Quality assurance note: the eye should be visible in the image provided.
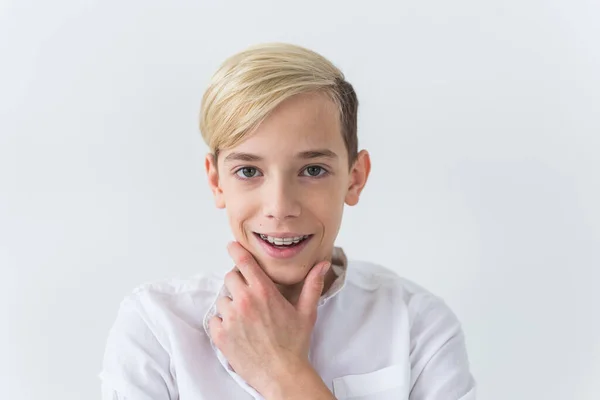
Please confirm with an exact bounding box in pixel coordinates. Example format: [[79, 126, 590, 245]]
[[235, 167, 262, 179], [302, 165, 327, 177]]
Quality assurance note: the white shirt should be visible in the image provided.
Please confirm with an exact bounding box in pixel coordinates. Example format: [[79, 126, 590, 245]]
[[99, 248, 476, 399]]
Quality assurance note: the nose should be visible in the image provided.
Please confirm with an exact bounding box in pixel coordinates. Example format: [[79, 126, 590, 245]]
[[262, 175, 301, 220]]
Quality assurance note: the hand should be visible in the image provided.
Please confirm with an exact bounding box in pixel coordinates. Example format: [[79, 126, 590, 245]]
[[208, 241, 331, 396]]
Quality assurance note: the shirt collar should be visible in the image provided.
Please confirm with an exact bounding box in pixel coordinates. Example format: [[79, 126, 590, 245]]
[[317, 246, 348, 306]]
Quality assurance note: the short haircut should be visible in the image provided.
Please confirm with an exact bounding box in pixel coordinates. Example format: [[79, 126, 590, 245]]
[[199, 42, 359, 167]]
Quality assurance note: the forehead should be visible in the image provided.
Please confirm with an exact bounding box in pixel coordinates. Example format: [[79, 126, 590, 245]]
[[225, 91, 345, 156]]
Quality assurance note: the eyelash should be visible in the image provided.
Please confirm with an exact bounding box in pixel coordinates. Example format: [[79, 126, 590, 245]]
[[233, 165, 330, 180]]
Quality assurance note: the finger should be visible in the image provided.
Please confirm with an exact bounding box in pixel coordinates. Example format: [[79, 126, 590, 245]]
[[216, 295, 233, 320], [208, 315, 225, 346], [227, 241, 271, 289], [297, 261, 330, 317], [224, 267, 248, 298]]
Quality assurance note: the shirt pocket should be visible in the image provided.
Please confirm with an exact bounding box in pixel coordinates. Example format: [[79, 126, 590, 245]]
[[332, 364, 408, 400]]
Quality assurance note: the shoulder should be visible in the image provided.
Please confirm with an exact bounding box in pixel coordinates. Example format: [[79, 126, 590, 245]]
[[346, 259, 461, 326], [127, 269, 223, 306], [347, 259, 475, 395], [101, 273, 224, 398], [100, 271, 225, 394], [107, 270, 224, 344], [128, 269, 224, 299]]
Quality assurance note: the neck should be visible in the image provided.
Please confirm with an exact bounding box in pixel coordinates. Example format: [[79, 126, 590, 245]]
[[276, 266, 337, 305]]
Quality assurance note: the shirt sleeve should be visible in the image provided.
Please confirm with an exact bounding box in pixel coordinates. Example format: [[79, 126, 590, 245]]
[[408, 294, 477, 400], [101, 382, 125, 400], [99, 294, 177, 400]]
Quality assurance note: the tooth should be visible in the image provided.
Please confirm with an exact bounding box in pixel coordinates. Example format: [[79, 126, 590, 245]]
[[258, 234, 311, 246]]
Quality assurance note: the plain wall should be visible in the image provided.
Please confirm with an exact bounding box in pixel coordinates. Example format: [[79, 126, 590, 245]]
[[1, 0, 598, 399]]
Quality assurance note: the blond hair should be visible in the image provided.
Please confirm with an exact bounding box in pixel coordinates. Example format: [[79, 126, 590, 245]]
[[199, 42, 359, 166]]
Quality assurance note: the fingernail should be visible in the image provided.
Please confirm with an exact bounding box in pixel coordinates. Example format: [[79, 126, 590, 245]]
[[320, 262, 331, 276]]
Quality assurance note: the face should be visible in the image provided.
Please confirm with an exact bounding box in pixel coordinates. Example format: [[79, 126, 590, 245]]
[[206, 91, 370, 286]]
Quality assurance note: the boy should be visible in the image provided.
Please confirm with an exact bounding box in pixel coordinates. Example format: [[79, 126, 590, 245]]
[[100, 42, 476, 399]]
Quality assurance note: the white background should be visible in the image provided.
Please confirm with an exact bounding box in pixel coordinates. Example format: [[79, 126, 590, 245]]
[[1, 0, 598, 399]]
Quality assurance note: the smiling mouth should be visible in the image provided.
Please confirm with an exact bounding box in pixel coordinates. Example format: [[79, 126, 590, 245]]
[[253, 232, 313, 248]]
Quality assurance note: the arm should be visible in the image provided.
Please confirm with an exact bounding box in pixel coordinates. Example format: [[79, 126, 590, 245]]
[[99, 295, 177, 400], [409, 295, 476, 400], [262, 362, 336, 400], [101, 383, 126, 400]]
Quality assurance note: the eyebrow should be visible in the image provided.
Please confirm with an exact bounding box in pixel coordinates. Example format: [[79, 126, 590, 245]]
[[223, 149, 338, 163], [223, 152, 263, 163], [297, 149, 338, 160]]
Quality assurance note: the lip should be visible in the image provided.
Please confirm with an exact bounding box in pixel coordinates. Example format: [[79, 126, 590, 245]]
[[255, 232, 310, 238], [252, 232, 313, 259]]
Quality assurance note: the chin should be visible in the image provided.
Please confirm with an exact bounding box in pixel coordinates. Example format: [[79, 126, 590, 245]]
[[270, 275, 304, 287], [258, 259, 312, 286]]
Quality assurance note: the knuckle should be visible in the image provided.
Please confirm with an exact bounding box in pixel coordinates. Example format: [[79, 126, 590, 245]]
[[238, 254, 254, 266], [216, 297, 227, 311], [305, 311, 317, 326], [209, 318, 225, 342], [255, 283, 269, 297], [224, 270, 237, 283], [236, 292, 251, 309]]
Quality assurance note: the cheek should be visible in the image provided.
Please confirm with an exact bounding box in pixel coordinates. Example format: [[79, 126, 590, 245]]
[[226, 202, 253, 225], [222, 185, 257, 237], [308, 186, 345, 232]]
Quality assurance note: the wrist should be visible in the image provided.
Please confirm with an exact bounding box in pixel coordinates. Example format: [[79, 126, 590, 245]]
[[263, 360, 333, 400]]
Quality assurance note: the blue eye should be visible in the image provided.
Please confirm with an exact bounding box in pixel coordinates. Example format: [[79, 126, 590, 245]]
[[235, 167, 262, 179], [302, 166, 327, 177]]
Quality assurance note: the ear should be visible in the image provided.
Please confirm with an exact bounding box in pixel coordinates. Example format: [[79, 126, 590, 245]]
[[344, 150, 371, 206], [205, 153, 226, 209]]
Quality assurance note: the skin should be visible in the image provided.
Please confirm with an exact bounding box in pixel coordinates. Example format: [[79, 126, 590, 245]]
[[205, 91, 371, 398]]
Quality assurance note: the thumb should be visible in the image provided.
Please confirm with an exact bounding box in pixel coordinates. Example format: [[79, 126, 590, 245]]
[[297, 261, 331, 317]]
